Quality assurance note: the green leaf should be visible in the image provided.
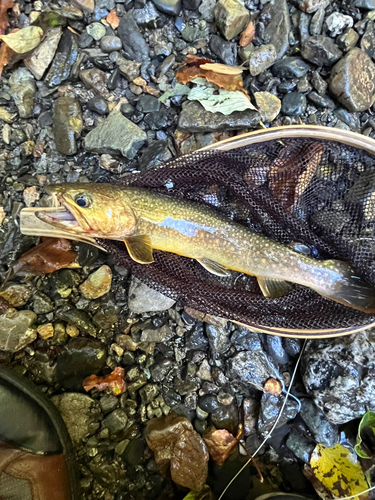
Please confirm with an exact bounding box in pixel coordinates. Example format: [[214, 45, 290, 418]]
[[355, 410, 375, 459], [309, 443, 368, 500], [0, 27, 44, 54], [159, 83, 190, 101], [187, 80, 257, 116], [183, 485, 213, 500]]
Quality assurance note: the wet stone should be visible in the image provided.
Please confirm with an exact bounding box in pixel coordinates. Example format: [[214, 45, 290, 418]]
[[214, 0, 250, 41], [139, 383, 159, 404], [199, 0, 216, 22], [72, 0, 95, 12], [337, 28, 360, 52], [137, 95, 160, 113], [211, 404, 238, 434], [0, 309, 37, 352], [300, 0, 333, 13], [100, 394, 118, 414], [178, 101, 259, 133], [78, 32, 94, 49], [86, 22, 106, 41], [53, 96, 83, 155], [45, 30, 79, 88], [183, 0, 202, 9], [330, 48, 375, 112], [265, 335, 289, 365], [87, 96, 108, 115], [286, 428, 315, 463], [311, 70, 327, 94], [56, 307, 97, 337], [56, 338, 107, 390], [231, 327, 262, 351], [249, 44, 277, 77], [100, 36, 122, 53], [206, 324, 231, 355], [307, 91, 335, 109], [25, 27, 62, 80], [243, 398, 259, 436], [300, 398, 338, 447], [138, 141, 172, 171], [103, 409, 128, 435], [144, 111, 168, 130], [209, 35, 237, 66], [326, 12, 353, 37], [262, 0, 290, 59], [152, 0, 182, 15], [79, 68, 107, 96], [133, 3, 159, 24], [281, 92, 307, 116], [0, 284, 31, 308], [80, 265, 112, 300], [117, 13, 150, 62], [283, 338, 301, 358], [227, 349, 279, 388], [258, 393, 299, 433], [301, 35, 342, 66], [355, 0, 375, 7], [310, 7, 325, 35], [254, 91, 281, 123], [123, 438, 145, 465], [361, 20, 375, 58], [84, 110, 147, 160], [9, 68, 35, 119], [128, 277, 176, 313], [272, 57, 310, 79]]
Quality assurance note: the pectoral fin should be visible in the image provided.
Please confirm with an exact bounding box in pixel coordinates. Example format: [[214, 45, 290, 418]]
[[197, 258, 231, 277], [257, 276, 291, 298], [124, 235, 154, 264], [288, 242, 311, 256]]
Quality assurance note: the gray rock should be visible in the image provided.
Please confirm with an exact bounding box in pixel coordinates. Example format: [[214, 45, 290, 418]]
[[265, 335, 289, 364], [117, 59, 141, 82], [254, 92, 281, 123], [117, 13, 149, 63], [72, 0, 95, 12], [100, 394, 118, 414], [87, 95, 108, 115], [100, 35, 122, 53], [337, 28, 359, 52], [302, 330, 375, 424], [25, 27, 62, 80], [0, 309, 37, 352], [128, 277, 176, 313], [140, 323, 173, 342], [183, 0, 202, 9], [211, 404, 238, 434], [152, 0, 182, 15], [299, 12, 310, 42], [307, 91, 336, 109], [84, 110, 147, 159], [325, 12, 353, 37], [330, 48, 375, 112], [262, 0, 290, 59], [243, 398, 259, 436], [249, 44, 277, 77], [231, 327, 262, 351], [311, 70, 328, 93], [227, 349, 279, 388], [286, 428, 315, 463], [103, 409, 128, 435], [53, 96, 83, 155], [52, 393, 101, 445], [138, 141, 172, 171], [310, 7, 325, 35], [136, 95, 160, 113], [272, 57, 310, 79], [45, 30, 79, 88], [79, 68, 108, 97], [133, 3, 159, 24], [361, 20, 375, 58], [199, 0, 216, 22], [32, 292, 54, 314], [355, 0, 375, 7], [123, 438, 145, 466], [139, 383, 159, 403], [56, 307, 97, 337], [206, 324, 231, 355], [9, 68, 35, 119], [210, 34, 237, 66], [281, 92, 307, 116], [300, 398, 338, 447], [301, 35, 342, 66], [78, 32, 94, 49], [87, 22, 106, 40], [214, 0, 250, 41], [144, 111, 168, 130], [178, 101, 259, 133], [299, 0, 333, 13], [258, 393, 299, 433]]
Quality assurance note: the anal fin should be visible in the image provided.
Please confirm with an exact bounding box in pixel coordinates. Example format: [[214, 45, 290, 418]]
[[257, 276, 291, 298], [197, 258, 231, 277], [124, 235, 154, 264]]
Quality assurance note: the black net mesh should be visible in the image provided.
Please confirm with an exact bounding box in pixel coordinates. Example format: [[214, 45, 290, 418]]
[[97, 137, 375, 335]]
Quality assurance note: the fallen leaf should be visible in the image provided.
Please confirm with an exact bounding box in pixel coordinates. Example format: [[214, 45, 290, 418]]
[[107, 8, 120, 29], [187, 78, 256, 115], [268, 141, 325, 212], [145, 413, 209, 491], [263, 378, 283, 396], [0, 26, 43, 54], [309, 443, 368, 500], [199, 62, 243, 75], [83, 367, 126, 396], [11, 237, 77, 276], [67, 26, 79, 35], [203, 427, 237, 466], [183, 485, 214, 500], [0, 0, 14, 36], [0, 37, 13, 75], [176, 54, 248, 95], [355, 411, 375, 459], [239, 21, 255, 47], [159, 83, 190, 101]]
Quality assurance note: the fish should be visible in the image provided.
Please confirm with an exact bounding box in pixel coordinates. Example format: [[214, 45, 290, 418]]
[[33, 182, 375, 314]]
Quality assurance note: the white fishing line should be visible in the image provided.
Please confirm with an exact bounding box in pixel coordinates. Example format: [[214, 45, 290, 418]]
[[218, 339, 307, 500]]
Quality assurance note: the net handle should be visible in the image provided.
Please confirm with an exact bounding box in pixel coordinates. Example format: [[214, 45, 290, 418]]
[[198, 125, 375, 156]]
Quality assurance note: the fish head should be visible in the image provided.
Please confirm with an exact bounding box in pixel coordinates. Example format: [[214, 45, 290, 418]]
[[36, 183, 137, 239]]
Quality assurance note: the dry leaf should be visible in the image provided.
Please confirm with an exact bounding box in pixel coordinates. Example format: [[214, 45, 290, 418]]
[[199, 62, 243, 75], [239, 21, 255, 47], [268, 141, 325, 212], [0, 35, 12, 75], [176, 55, 248, 95], [83, 366, 126, 396], [67, 26, 79, 35], [0, 26, 43, 54], [203, 427, 237, 466], [107, 8, 120, 29], [11, 237, 77, 276], [263, 378, 283, 396], [0, 0, 15, 36]]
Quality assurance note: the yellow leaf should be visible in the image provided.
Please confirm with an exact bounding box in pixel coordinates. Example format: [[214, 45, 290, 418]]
[[0, 26, 43, 54], [310, 443, 369, 500], [199, 63, 243, 75]]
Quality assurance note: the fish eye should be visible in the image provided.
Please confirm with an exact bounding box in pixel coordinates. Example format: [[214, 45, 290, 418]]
[[74, 194, 91, 208]]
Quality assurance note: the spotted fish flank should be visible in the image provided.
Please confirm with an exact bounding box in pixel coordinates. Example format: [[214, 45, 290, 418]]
[[35, 183, 375, 314]]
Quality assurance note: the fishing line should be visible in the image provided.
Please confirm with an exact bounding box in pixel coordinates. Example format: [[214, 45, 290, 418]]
[[218, 339, 307, 500]]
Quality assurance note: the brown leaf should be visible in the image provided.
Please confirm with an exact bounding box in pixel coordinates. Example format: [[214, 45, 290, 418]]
[[203, 427, 237, 466], [107, 8, 120, 29], [239, 21, 255, 47], [0, 0, 14, 36], [263, 377, 283, 396], [0, 38, 12, 76], [83, 367, 126, 396], [199, 62, 243, 75], [67, 26, 79, 35], [11, 237, 77, 276], [268, 141, 325, 212], [176, 55, 248, 95]]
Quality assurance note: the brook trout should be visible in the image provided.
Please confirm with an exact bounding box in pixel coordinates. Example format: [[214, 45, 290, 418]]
[[35, 183, 375, 313]]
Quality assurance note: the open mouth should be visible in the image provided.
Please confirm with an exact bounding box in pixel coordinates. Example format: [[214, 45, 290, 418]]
[[36, 206, 81, 230]]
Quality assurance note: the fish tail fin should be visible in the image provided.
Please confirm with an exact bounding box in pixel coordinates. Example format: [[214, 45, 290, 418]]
[[318, 260, 375, 313]]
